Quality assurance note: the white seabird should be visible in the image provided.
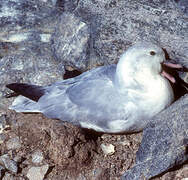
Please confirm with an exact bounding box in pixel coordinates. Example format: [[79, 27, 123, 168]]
[[6, 42, 182, 133]]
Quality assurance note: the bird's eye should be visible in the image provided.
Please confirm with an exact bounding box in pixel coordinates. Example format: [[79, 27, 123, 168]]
[[150, 51, 156, 56]]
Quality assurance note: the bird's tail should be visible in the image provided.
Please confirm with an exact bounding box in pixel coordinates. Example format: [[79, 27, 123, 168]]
[[6, 83, 45, 112], [6, 83, 45, 102]]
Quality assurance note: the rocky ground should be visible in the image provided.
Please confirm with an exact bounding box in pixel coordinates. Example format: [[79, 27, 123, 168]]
[[0, 109, 141, 180], [0, 0, 188, 179], [0, 107, 187, 179]]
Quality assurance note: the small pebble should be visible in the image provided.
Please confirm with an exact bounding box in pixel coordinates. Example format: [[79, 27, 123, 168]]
[[118, 140, 131, 146], [0, 154, 18, 173], [6, 137, 21, 150], [26, 165, 49, 180], [92, 168, 103, 177], [100, 143, 115, 155], [32, 150, 44, 164]]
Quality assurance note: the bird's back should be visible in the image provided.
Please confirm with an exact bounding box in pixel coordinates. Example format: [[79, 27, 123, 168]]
[[38, 65, 137, 133]]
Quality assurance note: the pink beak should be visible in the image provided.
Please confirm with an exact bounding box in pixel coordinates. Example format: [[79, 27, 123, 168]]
[[161, 62, 182, 83]]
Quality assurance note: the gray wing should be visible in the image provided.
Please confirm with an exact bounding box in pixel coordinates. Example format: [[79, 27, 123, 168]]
[[67, 79, 124, 114], [53, 64, 116, 86], [39, 65, 133, 132]]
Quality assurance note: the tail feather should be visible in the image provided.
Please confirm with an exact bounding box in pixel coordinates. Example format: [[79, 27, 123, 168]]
[[10, 96, 41, 112], [6, 83, 45, 102]]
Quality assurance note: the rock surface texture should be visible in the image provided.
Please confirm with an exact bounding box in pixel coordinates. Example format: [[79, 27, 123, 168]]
[[51, 13, 90, 71], [0, 0, 187, 179]]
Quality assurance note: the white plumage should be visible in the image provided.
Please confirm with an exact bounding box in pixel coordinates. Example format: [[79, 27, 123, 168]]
[[7, 42, 181, 133]]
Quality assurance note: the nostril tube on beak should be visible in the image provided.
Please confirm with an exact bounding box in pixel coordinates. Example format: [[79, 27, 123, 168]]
[[163, 62, 183, 69]]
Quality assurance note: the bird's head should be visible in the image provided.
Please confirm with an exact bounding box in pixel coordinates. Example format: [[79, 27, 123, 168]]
[[115, 42, 182, 89]]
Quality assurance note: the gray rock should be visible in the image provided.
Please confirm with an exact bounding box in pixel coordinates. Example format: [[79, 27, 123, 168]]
[[0, 0, 59, 32], [0, 154, 18, 173], [0, 0, 59, 63], [0, 0, 65, 107], [31, 150, 44, 164], [122, 94, 188, 180], [51, 13, 90, 71], [26, 165, 49, 180], [0, 53, 63, 86], [6, 137, 21, 150], [0, 30, 53, 59], [100, 143, 115, 156], [0, 0, 61, 63], [0, 52, 64, 107], [176, 0, 188, 15], [74, 0, 188, 68], [58, 0, 79, 12]]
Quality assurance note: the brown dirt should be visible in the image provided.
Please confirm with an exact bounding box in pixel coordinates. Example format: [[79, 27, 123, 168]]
[[0, 110, 187, 180]]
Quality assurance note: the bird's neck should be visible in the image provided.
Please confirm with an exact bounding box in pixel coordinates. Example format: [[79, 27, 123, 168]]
[[115, 70, 174, 115], [115, 59, 136, 91], [115, 60, 159, 91], [115, 64, 174, 106]]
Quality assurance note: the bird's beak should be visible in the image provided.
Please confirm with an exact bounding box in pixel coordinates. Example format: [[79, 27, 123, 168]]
[[161, 62, 182, 83]]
